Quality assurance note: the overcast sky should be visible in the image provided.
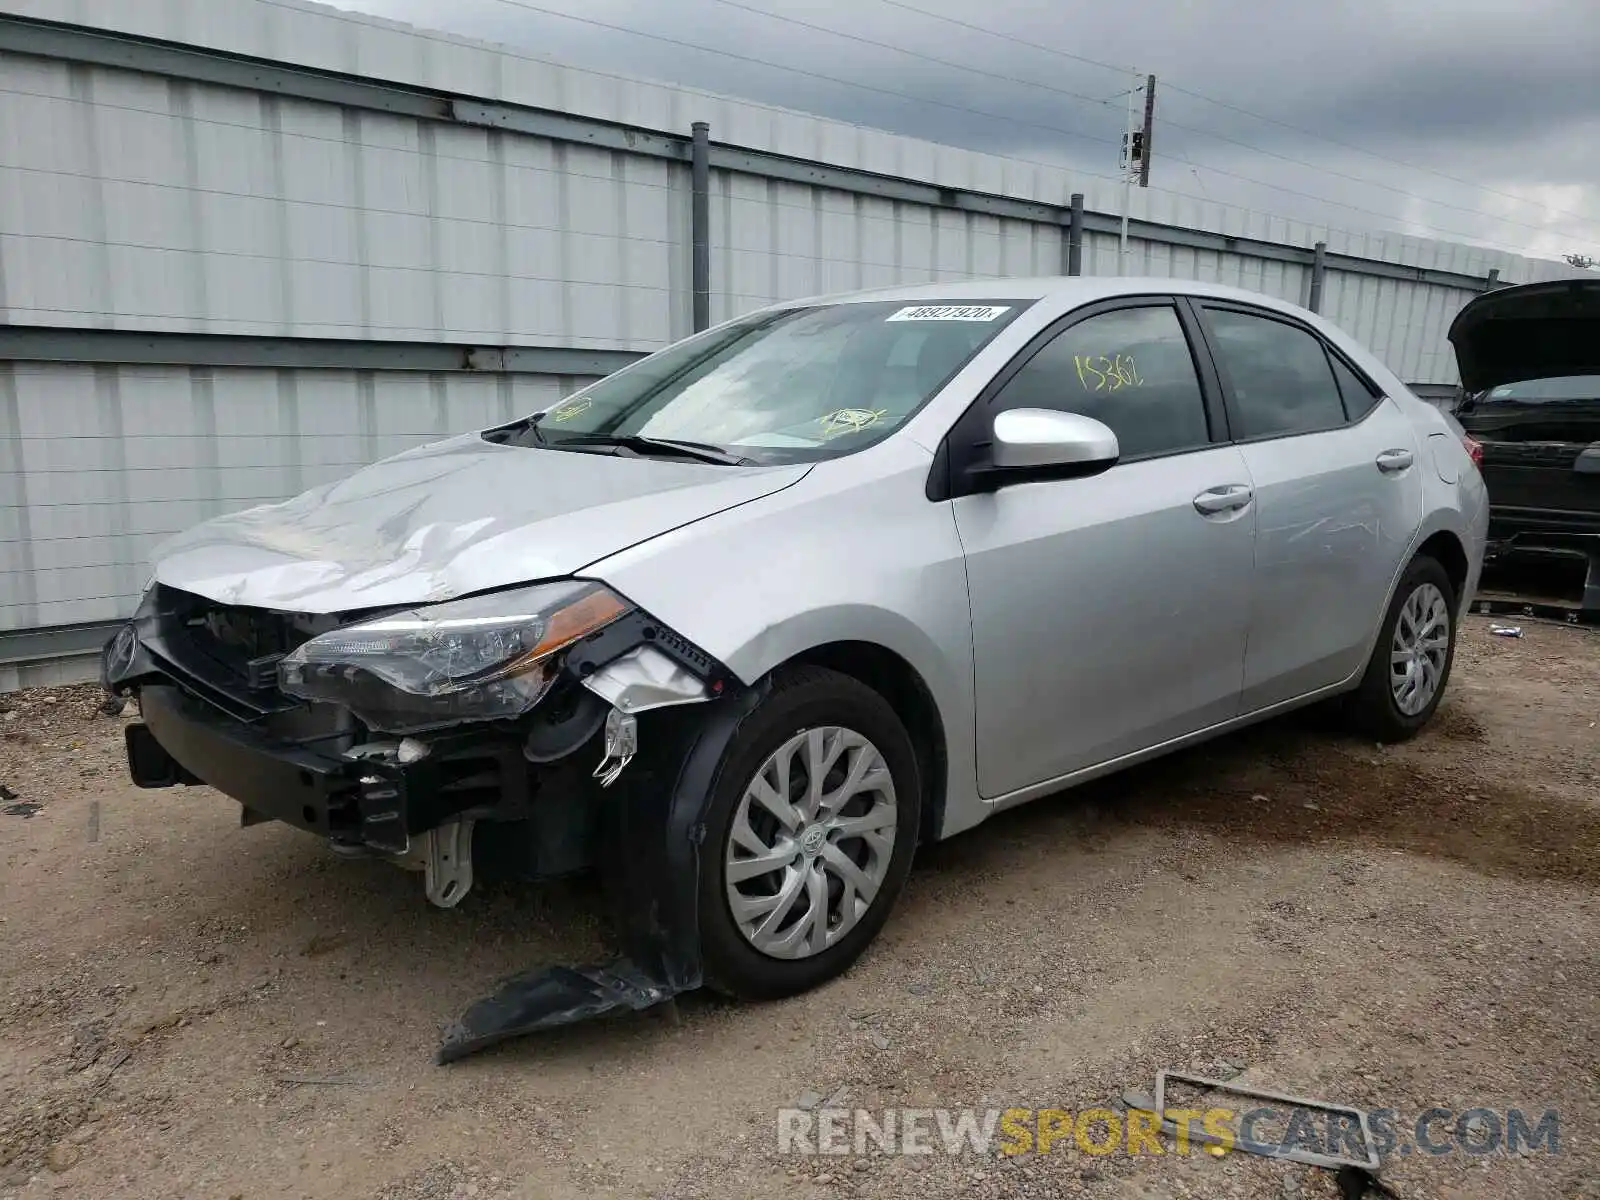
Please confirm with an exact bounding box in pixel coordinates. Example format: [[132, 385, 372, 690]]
[[330, 0, 1600, 262]]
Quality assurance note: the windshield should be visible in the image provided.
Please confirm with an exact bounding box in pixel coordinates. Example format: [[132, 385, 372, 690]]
[[1483, 375, 1600, 403], [508, 299, 1031, 464]]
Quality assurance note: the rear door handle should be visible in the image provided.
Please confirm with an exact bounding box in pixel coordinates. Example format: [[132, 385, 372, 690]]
[[1193, 484, 1254, 514], [1375, 448, 1414, 473]]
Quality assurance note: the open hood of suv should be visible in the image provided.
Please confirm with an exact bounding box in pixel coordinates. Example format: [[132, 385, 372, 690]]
[[1448, 275, 1600, 394], [151, 433, 809, 613]]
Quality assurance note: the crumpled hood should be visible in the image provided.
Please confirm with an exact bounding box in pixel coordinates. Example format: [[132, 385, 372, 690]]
[[152, 433, 810, 612], [1448, 275, 1600, 394]]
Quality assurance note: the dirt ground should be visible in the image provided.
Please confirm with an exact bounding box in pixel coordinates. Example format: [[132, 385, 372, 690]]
[[1, 615, 1596, 1200]]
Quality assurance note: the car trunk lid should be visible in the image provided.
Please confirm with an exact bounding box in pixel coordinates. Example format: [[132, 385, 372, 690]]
[[1448, 276, 1600, 529]]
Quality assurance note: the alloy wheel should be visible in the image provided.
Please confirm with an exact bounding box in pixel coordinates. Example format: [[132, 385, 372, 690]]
[[724, 726, 898, 960], [1390, 582, 1450, 716]]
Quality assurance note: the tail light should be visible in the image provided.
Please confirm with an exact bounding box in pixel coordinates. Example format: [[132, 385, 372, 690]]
[[1462, 434, 1483, 468]]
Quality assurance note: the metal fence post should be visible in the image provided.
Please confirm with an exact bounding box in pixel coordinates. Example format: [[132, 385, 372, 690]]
[[690, 122, 711, 332], [1065, 192, 1084, 276], [1307, 241, 1327, 313]]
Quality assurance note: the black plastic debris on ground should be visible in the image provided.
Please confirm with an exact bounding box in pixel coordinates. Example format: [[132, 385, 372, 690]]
[[1336, 1165, 1400, 1199], [0, 783, 39, 816]]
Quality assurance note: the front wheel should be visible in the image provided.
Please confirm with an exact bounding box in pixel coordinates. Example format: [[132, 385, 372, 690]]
[[697, 667, 921, 1000], [1345, 554, 1458, 741]]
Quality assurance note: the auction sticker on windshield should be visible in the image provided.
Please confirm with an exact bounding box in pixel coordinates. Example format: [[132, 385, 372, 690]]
[[886, 305, 1012, 322]]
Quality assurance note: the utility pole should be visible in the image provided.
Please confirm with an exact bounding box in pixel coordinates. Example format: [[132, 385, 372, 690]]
[[1118, 70, 1138, 267], [1119, 71, 1154, 267], [1139, 73, 1155, 187]]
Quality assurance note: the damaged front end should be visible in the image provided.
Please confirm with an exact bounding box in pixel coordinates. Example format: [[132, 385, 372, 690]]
[[102, 578, 744, 1061]]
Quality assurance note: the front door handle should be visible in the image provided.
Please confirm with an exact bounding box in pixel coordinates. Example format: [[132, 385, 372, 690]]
[[1193, 484, 1254, 514], [1375, 448, 1415, 473]]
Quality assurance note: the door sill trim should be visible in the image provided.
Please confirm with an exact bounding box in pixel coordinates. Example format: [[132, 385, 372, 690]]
[[980, 675, 1360, 814]]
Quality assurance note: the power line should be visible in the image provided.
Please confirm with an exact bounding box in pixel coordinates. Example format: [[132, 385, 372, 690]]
[[1161, 78, 1600, 229], [1144, 151, 1553, 257], [703, 0, 1125, 119], [687, 0, 1595, 246], [873, 0, 1600, 231], [385, 0, 1555, 257], [874, 0, 1135, 79], [1162, 108, 1600, 242], [472, 0, 1126, 168], [254, 0, 780, 126], [0, 45, 1529, 260]]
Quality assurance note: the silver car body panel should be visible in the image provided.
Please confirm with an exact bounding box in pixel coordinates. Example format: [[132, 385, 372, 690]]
[[146, 276, 1487, 845], [589, 432, 982, 828], [150, 432, 811, 612], [1232, 396, 1425, 712], [954, 443, 1257, 797]]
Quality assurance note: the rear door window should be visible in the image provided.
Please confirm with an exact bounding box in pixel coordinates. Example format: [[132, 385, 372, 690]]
[[1203, 307, 1348, 439]]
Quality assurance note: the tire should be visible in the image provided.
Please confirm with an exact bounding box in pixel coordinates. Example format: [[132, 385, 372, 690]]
[[698, 666, 922, 1001], [1345, 554, 1458, 742]]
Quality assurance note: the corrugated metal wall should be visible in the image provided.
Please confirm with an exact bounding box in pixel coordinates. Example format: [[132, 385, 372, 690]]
[[0, 0, 1576, 684], [713, 184, 1070, 317], [705, 191, 1461, 381], [0, 0, 1568, 361], [0, 362, 596, 688], [1094, 232, 1311, 306], [1317, 274, 1474, 388], [0, 50, 692, 348]]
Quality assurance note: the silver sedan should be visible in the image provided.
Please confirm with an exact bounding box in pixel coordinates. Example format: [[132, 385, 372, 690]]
[[107, 277, 1487, 1054]]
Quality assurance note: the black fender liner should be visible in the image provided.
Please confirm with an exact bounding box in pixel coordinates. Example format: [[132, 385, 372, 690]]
[[434, 680, 766, 1063]]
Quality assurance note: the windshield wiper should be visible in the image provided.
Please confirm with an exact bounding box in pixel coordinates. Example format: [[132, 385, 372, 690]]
[[549, 433, 753, 466], [485, 412, 547, 447]]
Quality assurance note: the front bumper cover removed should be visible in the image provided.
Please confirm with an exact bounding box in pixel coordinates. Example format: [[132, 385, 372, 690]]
[[105, 585, 751, 1062], [435, 683, 762, 1062]]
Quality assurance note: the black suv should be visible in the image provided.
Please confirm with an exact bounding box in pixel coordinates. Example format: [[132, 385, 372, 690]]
[[1448, 275, 1600, 615]]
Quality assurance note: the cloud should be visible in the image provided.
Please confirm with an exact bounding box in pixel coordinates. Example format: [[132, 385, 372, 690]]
[[330, 0, 1600, 259]]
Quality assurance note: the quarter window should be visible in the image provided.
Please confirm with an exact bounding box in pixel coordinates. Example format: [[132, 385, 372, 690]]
[[989, 305, 1210, 459], [1329, 352, 1382, 420], [1204, 308, 1347, 438]]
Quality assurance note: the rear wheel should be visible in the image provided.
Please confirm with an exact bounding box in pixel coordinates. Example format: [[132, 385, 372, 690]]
[[698, 667, 921, 1000], [1345, 554, 1457, 741]]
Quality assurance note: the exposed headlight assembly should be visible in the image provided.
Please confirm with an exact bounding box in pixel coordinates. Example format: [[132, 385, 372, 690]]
[[278, 581, 631, 732]]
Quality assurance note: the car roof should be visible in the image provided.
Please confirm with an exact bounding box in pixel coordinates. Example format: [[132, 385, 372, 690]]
[[775, 275, 1317, 318]]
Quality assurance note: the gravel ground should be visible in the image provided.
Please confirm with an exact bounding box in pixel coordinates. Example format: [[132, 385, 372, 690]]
[[1, 614, 1596, 1200]]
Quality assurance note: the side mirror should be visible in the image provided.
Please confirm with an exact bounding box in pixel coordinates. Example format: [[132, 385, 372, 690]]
[[990, 408, 1119, 472]]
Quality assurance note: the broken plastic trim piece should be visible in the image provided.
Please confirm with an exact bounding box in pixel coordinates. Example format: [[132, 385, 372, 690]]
[[424, 819, 474, 908], [435, 683, 766, 1064], [437, 963, 673, 1062], [592, 709, 637, 788], [580, 645, 713, 714]]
